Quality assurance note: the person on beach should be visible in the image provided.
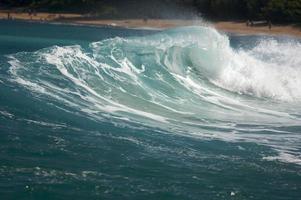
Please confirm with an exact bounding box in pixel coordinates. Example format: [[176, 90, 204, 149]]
[[28, 9, 32, 20], [268, 20, 272, 30], [143, 16, 148, 23]]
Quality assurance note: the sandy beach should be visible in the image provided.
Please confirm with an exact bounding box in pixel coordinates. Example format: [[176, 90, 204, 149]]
[[1, 10, 301, 38]]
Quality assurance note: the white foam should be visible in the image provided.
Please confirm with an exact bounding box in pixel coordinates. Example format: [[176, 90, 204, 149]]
[[43, 46, 168, 123], [263, 151, 301, 165], [216, 39, 301, 101], [0, 110, 14, 118]]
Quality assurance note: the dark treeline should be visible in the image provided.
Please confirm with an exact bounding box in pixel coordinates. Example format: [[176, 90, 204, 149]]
[[194, 0, 301, 22], [1, 0, 301, 22], [0, 0, 198, 19], [0, 0, 102, 12]]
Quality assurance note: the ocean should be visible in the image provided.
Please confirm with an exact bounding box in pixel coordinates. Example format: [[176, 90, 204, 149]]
[[0, 20, 300, 200]]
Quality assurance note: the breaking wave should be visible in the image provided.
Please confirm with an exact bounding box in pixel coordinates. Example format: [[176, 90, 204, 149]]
[[6, 26, 301, 164]]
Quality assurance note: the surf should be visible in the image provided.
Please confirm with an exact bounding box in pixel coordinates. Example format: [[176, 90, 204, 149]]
[[6, 26, 301, 165]]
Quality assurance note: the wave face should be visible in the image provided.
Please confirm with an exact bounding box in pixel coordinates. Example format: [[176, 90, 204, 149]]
[[6, 26, 301, 165]]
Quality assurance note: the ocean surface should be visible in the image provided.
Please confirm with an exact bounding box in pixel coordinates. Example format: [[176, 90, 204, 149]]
[[0, 20, 301, 200]]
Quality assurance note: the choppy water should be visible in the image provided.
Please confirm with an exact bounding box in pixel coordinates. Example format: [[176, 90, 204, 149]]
[[0, 21, 301, 200]]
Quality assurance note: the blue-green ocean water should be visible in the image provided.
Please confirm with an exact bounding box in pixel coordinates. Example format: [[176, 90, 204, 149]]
[[0, 20, 301, 200]]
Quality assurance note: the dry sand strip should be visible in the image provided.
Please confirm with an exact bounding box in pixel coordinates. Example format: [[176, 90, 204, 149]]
[[0, 10, 81, 21], [214, 21, 301, 38], [1, 10, 301, 38]]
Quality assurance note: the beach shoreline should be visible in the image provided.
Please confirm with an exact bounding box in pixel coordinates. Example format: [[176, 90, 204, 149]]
[[1, 10, 301, 38]]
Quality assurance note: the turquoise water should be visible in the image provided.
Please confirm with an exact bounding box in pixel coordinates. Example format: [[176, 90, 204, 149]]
[[0, 20, 301, 200]]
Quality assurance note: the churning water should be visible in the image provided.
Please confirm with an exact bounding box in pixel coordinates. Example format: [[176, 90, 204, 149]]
[[0, 21, 300, 199]]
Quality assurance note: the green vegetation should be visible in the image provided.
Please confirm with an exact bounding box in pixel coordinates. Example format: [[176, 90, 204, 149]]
[[1, 0, 301, 22], [1, 0, 105, 12], [194, 0, 301, 22]]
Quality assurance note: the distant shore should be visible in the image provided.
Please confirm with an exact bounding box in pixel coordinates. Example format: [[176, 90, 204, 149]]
[[1, 10, 301, 38]]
